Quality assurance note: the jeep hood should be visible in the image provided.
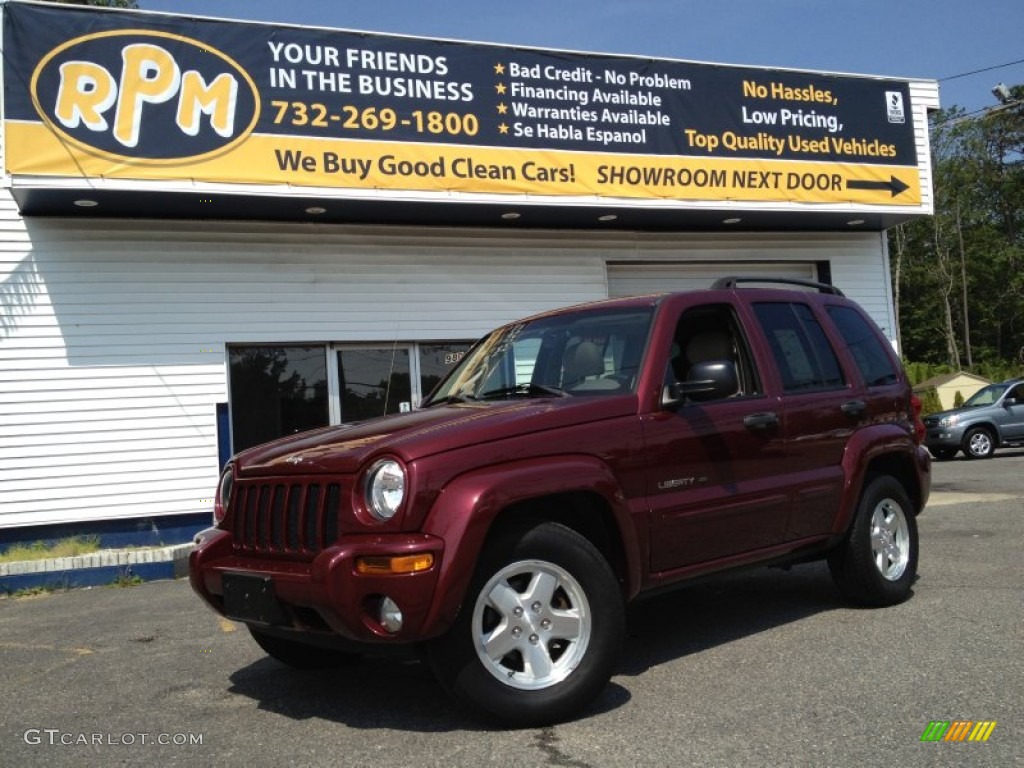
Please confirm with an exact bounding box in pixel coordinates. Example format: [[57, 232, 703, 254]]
[[233, 396, 637, 476]]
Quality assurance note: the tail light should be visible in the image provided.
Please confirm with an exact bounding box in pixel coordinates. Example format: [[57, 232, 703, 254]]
[[910, 394, 926, 445]]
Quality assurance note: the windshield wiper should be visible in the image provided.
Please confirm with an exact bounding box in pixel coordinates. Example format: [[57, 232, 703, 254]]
[[478, 383, 568, 400]]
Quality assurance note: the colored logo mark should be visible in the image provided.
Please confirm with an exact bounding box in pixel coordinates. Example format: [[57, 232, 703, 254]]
[[31, 30, 260, 164], [920, 720, 997, 742]]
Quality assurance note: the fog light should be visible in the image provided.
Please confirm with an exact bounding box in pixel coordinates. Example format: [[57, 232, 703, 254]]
[[379, 597, 403, 633]]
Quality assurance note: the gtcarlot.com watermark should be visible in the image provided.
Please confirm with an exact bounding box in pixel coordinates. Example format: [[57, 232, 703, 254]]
[[24, 729, 203, 747]]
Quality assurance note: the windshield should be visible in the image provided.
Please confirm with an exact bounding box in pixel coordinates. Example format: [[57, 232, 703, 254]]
[[963, 384, 1009, 407], [424, 306, 654, 404]]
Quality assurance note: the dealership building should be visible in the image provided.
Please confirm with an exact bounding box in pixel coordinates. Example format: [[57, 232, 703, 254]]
[[0, 1, 938, 544]]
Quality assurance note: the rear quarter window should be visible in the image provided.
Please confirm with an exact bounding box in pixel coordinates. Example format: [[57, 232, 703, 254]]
[[826, 305, 899, 386]]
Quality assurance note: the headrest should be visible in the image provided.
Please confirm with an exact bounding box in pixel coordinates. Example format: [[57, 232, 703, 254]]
[[686, 331, 732, 363], [567, 341, 604, 379]]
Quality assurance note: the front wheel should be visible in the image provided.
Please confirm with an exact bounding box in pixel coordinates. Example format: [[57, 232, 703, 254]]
[[428, 522, 624, 727], [931, 448, 957, 461], [962, 427, 995, 459], [828, 475, 918, 607]]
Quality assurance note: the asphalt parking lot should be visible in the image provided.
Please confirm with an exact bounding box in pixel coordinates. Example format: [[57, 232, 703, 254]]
[[1, 452, 1021, 768]]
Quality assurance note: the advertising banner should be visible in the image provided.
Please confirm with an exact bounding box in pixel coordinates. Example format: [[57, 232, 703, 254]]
[[2, 2, 924, 208]]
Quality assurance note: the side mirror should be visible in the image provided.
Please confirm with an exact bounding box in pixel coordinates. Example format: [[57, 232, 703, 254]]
[[1003, 397, 1019, 407], [662, 361, 739, 407]]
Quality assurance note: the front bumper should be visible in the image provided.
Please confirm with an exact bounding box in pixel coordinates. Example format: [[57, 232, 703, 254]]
[[925, 424, 966, 450], [189, 527, 445, 643]]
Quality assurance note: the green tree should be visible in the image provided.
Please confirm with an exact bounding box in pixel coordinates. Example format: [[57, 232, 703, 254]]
[[891, 86, 1024, 373]]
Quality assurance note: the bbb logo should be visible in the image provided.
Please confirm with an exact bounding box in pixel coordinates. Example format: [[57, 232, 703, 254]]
[[30, 30, 260, 163]]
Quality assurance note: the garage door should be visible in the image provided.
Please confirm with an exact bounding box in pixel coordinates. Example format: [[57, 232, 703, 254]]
[[607, 262, 818, 297]]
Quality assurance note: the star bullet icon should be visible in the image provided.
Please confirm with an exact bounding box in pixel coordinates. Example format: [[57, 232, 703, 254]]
[[495, 82, 507, 95], [494, 63, 506, 75]]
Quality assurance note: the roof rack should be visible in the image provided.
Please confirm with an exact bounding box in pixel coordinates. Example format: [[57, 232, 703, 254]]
[[711, 276, 846, 297]]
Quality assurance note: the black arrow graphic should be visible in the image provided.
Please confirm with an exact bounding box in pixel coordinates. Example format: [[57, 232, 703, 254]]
[[847, 175, 910, 197]]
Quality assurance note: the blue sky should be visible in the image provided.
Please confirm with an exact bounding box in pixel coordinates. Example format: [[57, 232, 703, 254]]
[[139, 0, 1023, 115]]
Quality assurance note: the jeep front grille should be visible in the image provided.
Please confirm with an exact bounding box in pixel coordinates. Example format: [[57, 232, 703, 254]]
[[231, 481, 342, 556]]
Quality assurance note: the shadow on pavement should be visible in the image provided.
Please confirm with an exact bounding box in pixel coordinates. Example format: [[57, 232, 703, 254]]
[[226, 561, 845, 730]]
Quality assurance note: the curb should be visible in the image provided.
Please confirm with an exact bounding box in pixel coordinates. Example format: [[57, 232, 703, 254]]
[[0, 543, 194, 593]]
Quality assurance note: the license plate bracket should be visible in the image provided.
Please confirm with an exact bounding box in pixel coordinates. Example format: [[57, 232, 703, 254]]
[[222, 573, 289, 626]]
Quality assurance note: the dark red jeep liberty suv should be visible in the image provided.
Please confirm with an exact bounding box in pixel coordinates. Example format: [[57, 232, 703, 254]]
[[191, 278, 930, 726]]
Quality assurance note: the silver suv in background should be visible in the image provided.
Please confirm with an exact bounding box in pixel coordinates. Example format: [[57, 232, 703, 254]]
[[924, 378, 1024, 459]]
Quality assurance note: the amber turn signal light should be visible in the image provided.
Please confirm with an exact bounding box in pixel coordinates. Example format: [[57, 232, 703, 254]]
[[355, 553, 434, 575]]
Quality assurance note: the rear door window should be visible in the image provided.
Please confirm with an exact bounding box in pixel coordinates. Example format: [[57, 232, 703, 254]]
[[753, 302, 845, 392]]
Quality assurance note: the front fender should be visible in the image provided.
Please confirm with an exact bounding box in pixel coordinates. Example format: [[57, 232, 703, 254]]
[[417, 455, 641, 637]]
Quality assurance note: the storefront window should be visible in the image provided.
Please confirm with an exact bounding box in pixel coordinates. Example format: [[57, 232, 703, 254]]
[[228, 346, 329, 452], [228, 342, 477, 448], [337, 347, 412, 422], [418, 342, 475, 401]]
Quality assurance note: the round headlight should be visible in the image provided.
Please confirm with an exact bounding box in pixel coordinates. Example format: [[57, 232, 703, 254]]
[[365, 459, 406, 521], [214, 465, 234, 526]]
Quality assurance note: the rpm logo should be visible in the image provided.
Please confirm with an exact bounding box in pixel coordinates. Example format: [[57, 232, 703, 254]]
[[30, 30, 260, 164]]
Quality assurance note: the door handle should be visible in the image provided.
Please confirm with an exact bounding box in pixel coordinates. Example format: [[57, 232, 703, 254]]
[[743, 412, 780, 431], [841, 400, 867, 418]]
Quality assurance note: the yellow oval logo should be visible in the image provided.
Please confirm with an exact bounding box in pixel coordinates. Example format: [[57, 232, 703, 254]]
[[31, 29, 260, 165]]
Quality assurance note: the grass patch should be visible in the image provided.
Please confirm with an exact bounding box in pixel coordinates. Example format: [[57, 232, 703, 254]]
[[0, 536, 101, 564], [3, 584, 60, 599], [111, 574, 144, 588]]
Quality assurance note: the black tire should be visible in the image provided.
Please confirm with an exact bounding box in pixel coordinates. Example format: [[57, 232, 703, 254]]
[[931, 448, 957, 461], [248, 627, 359, 669], [828, 475, 918, 607], [962, 427, 995, 459], [427, 522, 624, 728]]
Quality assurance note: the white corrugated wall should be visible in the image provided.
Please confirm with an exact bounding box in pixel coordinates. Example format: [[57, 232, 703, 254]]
[[605, 231, 894, 337], [1, 188, 894, 529], [0, 193, 610, 528]]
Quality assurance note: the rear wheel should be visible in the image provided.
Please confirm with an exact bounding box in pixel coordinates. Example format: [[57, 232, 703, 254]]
[[428, 522, 624, 727], [828, 475, 918, 606], [962, 427, 995, 459], [248, 627, 359, 669]]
